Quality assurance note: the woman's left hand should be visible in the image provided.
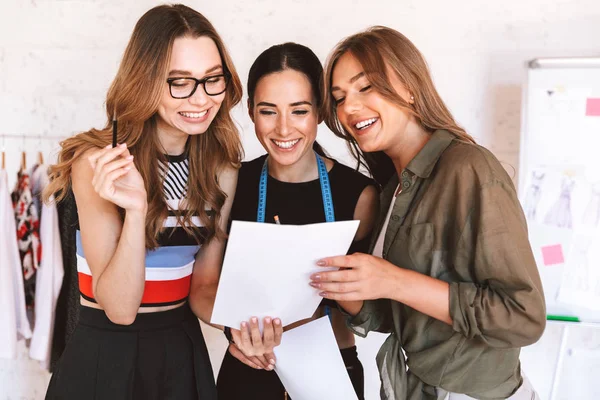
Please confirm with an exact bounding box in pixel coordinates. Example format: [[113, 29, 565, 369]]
[[309, 253, 399, 301], [230, 316, 282, 370]]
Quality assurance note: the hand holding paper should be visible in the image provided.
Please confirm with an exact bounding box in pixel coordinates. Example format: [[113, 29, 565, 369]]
[[230, 315, 283, 370], [310, 252, 400, 301], [211, 220, 360, 329]]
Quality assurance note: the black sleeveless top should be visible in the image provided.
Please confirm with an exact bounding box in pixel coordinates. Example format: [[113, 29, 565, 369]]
[[230, 154, 377, 255]]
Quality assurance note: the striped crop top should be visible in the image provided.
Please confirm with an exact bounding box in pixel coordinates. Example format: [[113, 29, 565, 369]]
[[76, 153, 208, 307]]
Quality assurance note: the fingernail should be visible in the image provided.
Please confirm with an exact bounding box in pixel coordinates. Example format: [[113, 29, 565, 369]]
[[265, 317, 271, 324], [104, 144, 111, 149], [267, 365, 274, 370], [119, 143, 126, 148], [310, 282, 321, 288], [124, 166, 131, 171], [320, 292, 328, 297], [241, 322, 247, 328], [251, 317, 257, 323], [269, 359, 276, 365], [317, 260, 326, 266], [274, 319, 281, 325], [312, 274, 320, 280], [126, 155, 134, 160]]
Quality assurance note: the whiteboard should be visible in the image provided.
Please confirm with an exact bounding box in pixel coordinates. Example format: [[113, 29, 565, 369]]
[[519, 58, 600, 323]]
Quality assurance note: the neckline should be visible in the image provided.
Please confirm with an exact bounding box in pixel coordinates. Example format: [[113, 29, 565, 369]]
[[266, 159, 337, 185], [165, 152, 187, 163]]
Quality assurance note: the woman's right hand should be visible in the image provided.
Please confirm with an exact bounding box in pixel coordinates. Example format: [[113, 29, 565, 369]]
[[229, 316, 283, 370], [88, 143, 147, 213]]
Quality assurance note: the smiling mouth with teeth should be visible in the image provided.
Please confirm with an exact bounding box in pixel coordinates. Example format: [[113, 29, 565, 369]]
[[272, 138, 300, 149], [354, 118, 378, 130], [179, 110, 208, 119]]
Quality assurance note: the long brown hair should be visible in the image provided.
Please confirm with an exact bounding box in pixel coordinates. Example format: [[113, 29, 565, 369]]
[[44, 4, 243, 247], [322, 26, 475, 185]]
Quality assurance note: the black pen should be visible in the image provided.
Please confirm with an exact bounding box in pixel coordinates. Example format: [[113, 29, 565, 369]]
[[112, 113, 118, 148]]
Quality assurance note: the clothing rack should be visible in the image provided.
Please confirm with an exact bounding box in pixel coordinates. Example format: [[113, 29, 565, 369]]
[[1, 134, 69, 170]]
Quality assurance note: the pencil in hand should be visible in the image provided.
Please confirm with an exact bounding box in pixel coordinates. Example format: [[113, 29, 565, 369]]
[[112, 116, 118, 148]]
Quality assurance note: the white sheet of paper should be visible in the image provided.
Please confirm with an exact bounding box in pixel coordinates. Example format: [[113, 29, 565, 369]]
[[211, 220, 360, 328], [274, 317, 358, 400], [557, 227, 600, 312]]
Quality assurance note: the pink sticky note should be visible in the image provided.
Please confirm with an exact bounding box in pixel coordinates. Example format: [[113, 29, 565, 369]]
[[541, 244, 564, 266], [586, 98, 600, 117]]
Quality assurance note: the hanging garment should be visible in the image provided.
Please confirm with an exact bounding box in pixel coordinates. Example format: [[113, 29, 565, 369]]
[[29, 164, 64, 369], [0, 169, 32, 358], [30, 163, 45, 220], [11, 169, 42, 308], [50, 189, 79, 372]]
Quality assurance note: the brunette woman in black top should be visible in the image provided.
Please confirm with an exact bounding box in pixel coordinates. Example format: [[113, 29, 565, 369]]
[[216, 43, 379, 399]]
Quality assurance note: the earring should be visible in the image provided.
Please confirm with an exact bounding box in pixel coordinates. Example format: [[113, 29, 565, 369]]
[[410, 95, 415, 102]]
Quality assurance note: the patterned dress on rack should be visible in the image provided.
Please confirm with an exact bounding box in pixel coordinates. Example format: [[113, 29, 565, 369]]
[[11, 170, 42, 308]]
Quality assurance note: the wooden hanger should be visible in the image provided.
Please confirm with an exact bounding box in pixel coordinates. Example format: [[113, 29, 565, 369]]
[[37, 135, 44, 165], [20, 151, 27, 171]]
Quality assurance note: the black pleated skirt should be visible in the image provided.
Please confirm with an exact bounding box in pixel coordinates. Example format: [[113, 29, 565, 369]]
[[45, 303, 216, 400]]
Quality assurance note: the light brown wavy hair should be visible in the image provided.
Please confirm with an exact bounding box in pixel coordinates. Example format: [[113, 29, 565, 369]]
[[43, 4, 243, 247], [322, 26, 475, 185]]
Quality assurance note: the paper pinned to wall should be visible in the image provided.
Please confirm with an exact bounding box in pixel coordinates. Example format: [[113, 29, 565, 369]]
[[541, 244, 565, 266], [522, 166, 600, 315], [557, 227, 600, 311], [527, 222, 573, 310], [585, 98, 600, 117]]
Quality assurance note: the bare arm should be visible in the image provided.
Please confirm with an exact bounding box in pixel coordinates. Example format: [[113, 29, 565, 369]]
[[188, 166, 237, 325], [188, 166, 284, 370], [73, 145, 147, 325], [387, 266, 452, 325], [336, 184, 379, 316]]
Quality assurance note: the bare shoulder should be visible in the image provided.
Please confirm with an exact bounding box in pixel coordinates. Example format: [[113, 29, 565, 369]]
[[70, 146, 120, 221], [218, 164, 238, 185], [71, 147, 99, 182], [323, 156, 335, 171], [356, 184, 379, 211], [218, 164, 239, 196]]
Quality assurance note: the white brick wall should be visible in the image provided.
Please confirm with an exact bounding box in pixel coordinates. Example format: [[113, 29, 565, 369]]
[[1, 0, 600, 398]]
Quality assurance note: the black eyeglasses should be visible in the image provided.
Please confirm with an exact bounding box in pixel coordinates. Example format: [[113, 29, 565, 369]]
[[167, 73, 229, 99]]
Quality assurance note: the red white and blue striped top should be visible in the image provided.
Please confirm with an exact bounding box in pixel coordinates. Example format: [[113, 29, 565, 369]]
[[76, 153, 208, 307]]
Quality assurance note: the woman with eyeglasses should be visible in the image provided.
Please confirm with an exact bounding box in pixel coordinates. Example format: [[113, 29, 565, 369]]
[[215, 42, 379, 400], [43, 4, 281, 400]]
